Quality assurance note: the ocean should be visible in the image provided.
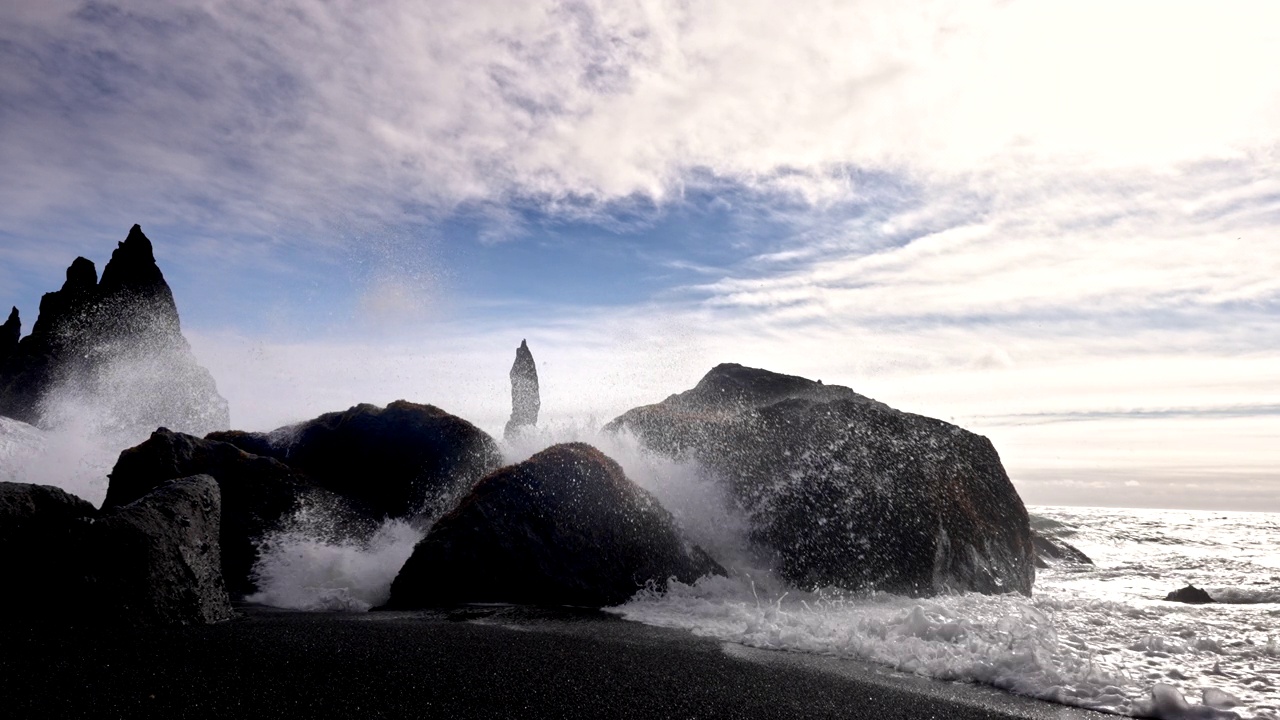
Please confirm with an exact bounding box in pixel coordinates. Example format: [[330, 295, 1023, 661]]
[[3, 418, 1277, 719]]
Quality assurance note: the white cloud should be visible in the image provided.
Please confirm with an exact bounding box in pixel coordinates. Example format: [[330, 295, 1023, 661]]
[[4, 0, 1280, 232]]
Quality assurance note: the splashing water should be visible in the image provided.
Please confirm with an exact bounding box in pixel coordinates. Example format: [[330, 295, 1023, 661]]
[[248, 503, 423, 612]]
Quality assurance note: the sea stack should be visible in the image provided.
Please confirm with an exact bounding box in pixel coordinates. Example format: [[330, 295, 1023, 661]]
[[0, 225, 229, 436], [503, 339, 540, 439], [0, 307, 18, 361]]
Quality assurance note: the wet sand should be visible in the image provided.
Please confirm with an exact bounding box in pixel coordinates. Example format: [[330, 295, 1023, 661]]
[[0, 604, 1104, 719]]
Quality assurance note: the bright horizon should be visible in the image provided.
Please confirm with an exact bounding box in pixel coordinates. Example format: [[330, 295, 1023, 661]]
[[2, 1, 1278, 511]]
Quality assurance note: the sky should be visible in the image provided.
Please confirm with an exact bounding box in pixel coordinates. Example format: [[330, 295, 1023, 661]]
[[1, 0, 1279, 511]]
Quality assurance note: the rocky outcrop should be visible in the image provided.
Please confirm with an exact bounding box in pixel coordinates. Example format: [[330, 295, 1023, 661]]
[[208, 400, 503, 521], [605, 363, 1035, 597], [104, 428, 347, 596], [0, 225, 228, 436], [503, 339, 540, 439], [86, 475, 233, 625], [1031, 530, 1093, 568], [0, 481, 97, 616], [109, 402, 501, 595], [1165, 585, 1215, 604], [387, 443, 724, 608], [0, 307, 18, 362]]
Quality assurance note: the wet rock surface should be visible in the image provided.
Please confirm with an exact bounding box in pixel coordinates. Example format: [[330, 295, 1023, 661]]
[[387, 442, 724, 608], [86, 475, 233, 625], [1031, 530, 1093, 568], [1164, 585, 1215, 604], [209, 400, 502, 521], [105, 429, 350, 596], [606, 363, 1035, 597]]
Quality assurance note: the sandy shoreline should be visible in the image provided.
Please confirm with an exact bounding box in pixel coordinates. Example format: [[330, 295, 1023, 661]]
[[0, 603, 1105, 719]]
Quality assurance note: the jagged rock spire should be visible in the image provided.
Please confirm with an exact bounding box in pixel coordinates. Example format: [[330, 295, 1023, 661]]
[[0, 225, 227, 435], [503, 339, 540, 439], [0, 307, 19, 360]]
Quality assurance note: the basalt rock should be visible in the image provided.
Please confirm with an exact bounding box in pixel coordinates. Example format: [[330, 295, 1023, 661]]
[[208, 400, 503, 521], [503, 339, 540, 439], [1031, 530, 1093, 569], [0, 307, 18, 362], [605, 363, 1035, 597], [387, 443, 724, 608], [0, 225, 228, 436], [104, 428, 370, 597], [1164, 584, 1215, 604], [86, 475, 233, 625], [0, 481, 97, 616]]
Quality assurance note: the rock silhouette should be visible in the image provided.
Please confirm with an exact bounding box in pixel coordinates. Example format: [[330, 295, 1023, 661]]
[[209, 400, 503, 521], [86, 475, 234, 625], [0, 481, 97, 617], [503, 339, 540, 439], [387, 443, 724, 608], [0, 225, 228, 437], [0, 307, 18, 362], [105, 429, 328, 597], [606, 363, 1035, 597], [1164, 585, 1215, 604]]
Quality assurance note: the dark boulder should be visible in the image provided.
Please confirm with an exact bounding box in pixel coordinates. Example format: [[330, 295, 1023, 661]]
[[387, 443, 724, 608], [0, 225, 228, 436], [208, 400, 502, 521], [503, 339, 540, 439], [1165, 585, 1215, 604], [605, 363, 1035, 597], [104, 428, 368, 596], [86, 475, 233, 625], [0, 482, 97, 615]]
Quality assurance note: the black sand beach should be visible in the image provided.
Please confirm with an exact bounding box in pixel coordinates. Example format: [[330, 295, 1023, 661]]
[[0, 604, 1103, 719]]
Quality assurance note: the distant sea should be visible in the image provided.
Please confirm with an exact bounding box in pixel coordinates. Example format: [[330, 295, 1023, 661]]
[[617, 504, 1280, 720]]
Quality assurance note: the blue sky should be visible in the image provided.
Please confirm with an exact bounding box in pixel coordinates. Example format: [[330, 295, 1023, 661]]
[[3, 1, 1280, 510]]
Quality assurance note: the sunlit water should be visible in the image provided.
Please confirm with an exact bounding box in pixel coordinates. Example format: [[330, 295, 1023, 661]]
[[4, 418, 1277, 718]]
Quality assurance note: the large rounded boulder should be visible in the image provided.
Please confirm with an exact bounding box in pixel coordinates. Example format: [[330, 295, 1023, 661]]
[[605, 363, 1035, 597], [386, 443, 724, 608], [208, 400, 502, 521]]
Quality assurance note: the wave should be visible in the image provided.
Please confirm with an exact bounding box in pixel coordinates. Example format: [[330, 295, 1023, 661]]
[[1205, 587, 1280, 605]]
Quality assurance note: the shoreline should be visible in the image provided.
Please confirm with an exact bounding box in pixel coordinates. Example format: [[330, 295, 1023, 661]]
[[0, 603, 1107, 719]]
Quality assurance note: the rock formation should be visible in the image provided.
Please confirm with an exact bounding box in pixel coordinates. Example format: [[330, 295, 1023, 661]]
[[1, 477, 233, 625], [0, 307, 18, 362], [1030, 530, 1093, 568], [386, 443, 724, 608], [0, 481, 97, 616], [105, 428, 352, 596], [209, 400, 503, 520], [108, 402, 502, 596], [0, 225, 228, 437], [503, 339, 540, 439], [1164, 584, 1215, 604], [605, 363, 1035, 597], [86, 475, 234, 625]]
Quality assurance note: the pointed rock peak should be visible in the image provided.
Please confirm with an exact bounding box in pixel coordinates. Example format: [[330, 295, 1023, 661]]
[[1, 306, 19, 355], [504, 338, 540, 439], [99, 224, 164, 292], [62, 256, 99, 292]]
